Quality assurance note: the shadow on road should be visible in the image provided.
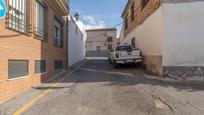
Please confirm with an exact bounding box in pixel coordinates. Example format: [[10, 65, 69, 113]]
[[32, 59, 204, 92]]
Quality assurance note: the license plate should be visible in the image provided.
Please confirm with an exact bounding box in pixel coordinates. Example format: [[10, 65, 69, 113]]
[[126, 60, 133, 63]]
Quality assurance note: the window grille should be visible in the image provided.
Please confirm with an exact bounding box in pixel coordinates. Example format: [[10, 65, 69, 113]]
[[7, 0, 31, 33], [34, 1, 48, 40]]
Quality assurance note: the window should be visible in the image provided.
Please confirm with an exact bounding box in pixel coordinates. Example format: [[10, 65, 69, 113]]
[[54, 18, 63, 48], [8, 0, 30, 33], [96, 46, 101, 51], [35, 1, 48, 39], [108, 44, 112, 50], [131, 38, 136, 48], [35, 60, 46, 74], [107, 37, 113, 42], [125, 14, 128, 29], [54, 60, 63, 70], [116, 45, 132, 51], [76, 26, 78, 34], [141, 0, 149, 10], [8, 60, 28, 79], [131, 2, 135, 22], [81, 33, 83, 40]]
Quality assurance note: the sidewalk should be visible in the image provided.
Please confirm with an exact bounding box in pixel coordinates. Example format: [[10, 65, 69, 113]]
[[0, 59, 86, 114], [0, 69, 69, 115]]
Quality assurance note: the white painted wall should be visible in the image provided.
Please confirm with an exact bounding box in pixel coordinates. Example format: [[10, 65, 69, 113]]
[[162, 2, 204, 66], [122, 7, 163, 56], [68, 16, 85, 66]]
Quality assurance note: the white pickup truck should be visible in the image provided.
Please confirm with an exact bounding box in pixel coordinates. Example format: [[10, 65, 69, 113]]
[[108, 45, 143, 68]]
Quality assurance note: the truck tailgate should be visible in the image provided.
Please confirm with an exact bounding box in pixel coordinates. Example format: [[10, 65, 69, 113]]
[[119, 50, 141, 59]]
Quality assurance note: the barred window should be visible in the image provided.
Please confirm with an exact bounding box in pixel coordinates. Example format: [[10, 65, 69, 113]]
[[35, 60, 46, 74], [54, 18, 63, 48], [35, 2, 44, 38], [54, 60, 63, 70], [34, 1, 48, 40], [8, 0, 30, 33]]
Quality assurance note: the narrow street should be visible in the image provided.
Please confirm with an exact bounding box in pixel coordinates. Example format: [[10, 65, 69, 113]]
[[4, 59, 203, 115], [1, 0, 204, 115]]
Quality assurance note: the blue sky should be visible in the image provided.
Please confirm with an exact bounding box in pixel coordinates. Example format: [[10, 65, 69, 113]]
[[70, 0, 127, 36]]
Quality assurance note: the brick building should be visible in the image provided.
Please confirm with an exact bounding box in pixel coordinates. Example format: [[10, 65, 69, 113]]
[[0, 0, 69, 103], [121, 0, 204, 77]]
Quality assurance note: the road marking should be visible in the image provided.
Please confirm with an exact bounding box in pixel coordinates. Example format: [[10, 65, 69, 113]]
[[13, 62, 85, 115], [77, 68, 134, 77]]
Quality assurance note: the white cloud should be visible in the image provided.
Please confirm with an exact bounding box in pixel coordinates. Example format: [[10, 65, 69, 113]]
[[0, 5, 3, 10], [74, 15, 106, 39], [82, 15, 105, 29]]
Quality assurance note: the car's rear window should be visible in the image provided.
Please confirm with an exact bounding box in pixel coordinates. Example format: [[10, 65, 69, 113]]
[[115, 45, 132, 51]]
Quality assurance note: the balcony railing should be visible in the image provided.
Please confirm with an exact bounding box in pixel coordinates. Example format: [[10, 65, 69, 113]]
[[34, 27, 48, 41], [6, 13, 31, 34]]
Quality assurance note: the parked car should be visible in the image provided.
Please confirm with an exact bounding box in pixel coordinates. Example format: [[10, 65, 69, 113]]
[[108, 45, 143, 68]]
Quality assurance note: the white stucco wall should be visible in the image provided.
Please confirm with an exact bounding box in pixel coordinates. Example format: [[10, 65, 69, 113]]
[[123, 7, 163, 56], [162, 2, 204, 66], [68, 16, 85, 66]]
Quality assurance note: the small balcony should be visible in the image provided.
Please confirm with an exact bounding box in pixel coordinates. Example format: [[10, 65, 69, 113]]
[[50, 0, 69, 16]]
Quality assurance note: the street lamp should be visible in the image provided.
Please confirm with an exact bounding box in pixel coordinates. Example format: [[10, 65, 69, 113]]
[[74, 12, 80, 21]]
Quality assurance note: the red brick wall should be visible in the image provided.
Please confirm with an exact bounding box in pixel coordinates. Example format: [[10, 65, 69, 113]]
[[0, 0, 68, 103], [122, 0, 161, 37]]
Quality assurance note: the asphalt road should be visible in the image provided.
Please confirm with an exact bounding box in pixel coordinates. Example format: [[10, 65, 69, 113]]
[[22, 59, 204, 115]]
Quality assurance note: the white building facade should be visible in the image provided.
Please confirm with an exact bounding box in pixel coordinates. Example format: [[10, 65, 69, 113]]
[[68, 16, 85, 66], [122, 0, 204, 77]]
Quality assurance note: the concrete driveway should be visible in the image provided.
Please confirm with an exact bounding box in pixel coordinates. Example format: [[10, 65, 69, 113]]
[[1, 59, 204, 115]]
